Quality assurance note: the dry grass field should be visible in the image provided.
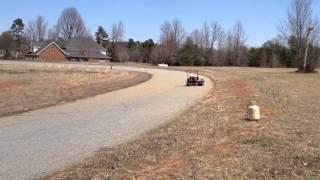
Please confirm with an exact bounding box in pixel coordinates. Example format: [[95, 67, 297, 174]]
[[46, 67, 320, 179], [0, 64, 151, 117]]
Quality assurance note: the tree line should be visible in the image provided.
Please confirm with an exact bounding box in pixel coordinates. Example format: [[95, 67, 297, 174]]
[[150, 0, 320, 73], [0, 0, 319, 72], [0, 7, 88, 58], [117, 0, 319, 73], [150, 19, 247, 66], [0, 7, 128, 59], [0, 6, 155, 63]]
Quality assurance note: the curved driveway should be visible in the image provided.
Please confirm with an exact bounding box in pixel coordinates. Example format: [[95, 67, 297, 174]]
[[0, 64, 211, 180]]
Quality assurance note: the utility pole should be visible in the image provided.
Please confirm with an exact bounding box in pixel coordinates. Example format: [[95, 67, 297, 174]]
[[303, 27, 314, 72]]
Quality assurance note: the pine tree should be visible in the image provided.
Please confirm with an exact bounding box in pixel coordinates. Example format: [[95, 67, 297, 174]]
[[10, 18, 24, 54], [95, 26, 108, 47]]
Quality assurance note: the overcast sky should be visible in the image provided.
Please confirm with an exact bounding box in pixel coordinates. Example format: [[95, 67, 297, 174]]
[[1, 0, 320, 46]]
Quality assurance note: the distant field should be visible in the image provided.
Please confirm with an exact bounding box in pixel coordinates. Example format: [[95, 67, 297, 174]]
[[47, 67, 320, 179], [0, 64, 151, 117]]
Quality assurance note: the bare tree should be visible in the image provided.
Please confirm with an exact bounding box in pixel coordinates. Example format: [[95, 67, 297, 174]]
[[56, 7, 87, 40], [232, 21, 247, 66], [25, 16, 48, 42], [159, 21, 173, 63], [160, 19, 185, 47], [111, 21, 125, 43], [279, 0, 319, 72], [0, 31, 15, 57], [35, 16, 48, 41], [202, 21, 210, 49], [216, 31, 226, 65], [209, 21, 223, 56], [225, 31, 235, 65], [158, 19, 185, 64], [160, 21, 172, 45], [25, 20, 36, 41], [47, 25, 60, 40], [190, 29, 203, 47], [172, 19, 185, 47]]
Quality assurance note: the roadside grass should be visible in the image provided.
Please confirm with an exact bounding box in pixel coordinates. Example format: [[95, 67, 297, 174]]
[[0, 64, 151, 117], [46, 67, 320, 179], [215, 68, 320, 179]]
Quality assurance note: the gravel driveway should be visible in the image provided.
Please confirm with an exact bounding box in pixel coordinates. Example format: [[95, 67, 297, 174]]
[[0, 62, 211, 180]]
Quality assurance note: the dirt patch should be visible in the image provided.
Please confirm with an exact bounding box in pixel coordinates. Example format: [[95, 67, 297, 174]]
[[0, 64, 151, 118], [45, 67, 320, 179]]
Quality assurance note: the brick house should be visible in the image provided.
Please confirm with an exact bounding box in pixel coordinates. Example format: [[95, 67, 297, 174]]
[[26, 38, 110, 62]]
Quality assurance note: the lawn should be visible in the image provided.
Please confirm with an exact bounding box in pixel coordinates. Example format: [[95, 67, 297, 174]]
[[46, 67, 320, 179], [0, 64, 151, 117]]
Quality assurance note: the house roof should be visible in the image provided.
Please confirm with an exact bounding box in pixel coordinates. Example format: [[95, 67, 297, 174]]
[[63, 38, 107, 51], [65, 49, 110, 59], [27, 38, 110, 60], [35, 41, 67, 55]]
